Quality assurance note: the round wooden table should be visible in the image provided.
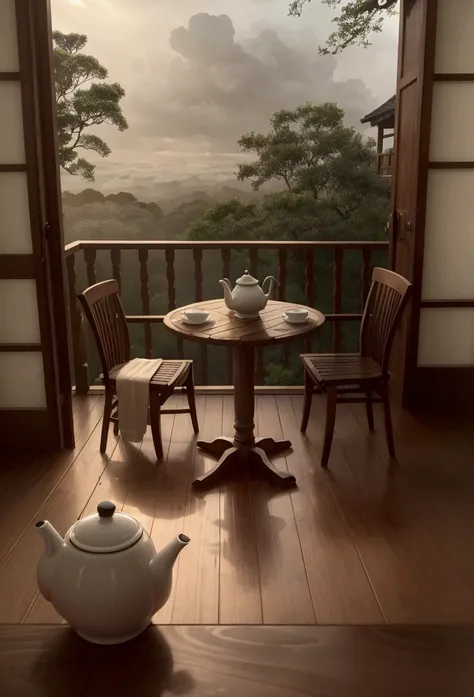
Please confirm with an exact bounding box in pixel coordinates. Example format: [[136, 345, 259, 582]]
[[164, 299, 325, 490]]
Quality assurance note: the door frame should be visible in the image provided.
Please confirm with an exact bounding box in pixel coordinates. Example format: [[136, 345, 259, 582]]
[[390, 0, 439, 405]]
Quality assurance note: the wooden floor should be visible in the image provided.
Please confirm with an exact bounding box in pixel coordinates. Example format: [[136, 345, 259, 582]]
[[3, 624, 474, 696], [1, 393, 474, 625]]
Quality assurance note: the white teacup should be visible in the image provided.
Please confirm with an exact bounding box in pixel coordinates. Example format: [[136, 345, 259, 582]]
[[284, 307, 308, 323], [182, 309, 209, 324]]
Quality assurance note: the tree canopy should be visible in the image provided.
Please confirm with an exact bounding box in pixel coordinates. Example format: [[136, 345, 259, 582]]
[[288, 0, 398, 54], [188, 103, 389, 243], [53, 31, 128, 181]]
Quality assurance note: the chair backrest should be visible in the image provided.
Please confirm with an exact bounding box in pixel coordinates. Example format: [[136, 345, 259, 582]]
[[360, 267, 412, 375], [78, 279, 130, 382]]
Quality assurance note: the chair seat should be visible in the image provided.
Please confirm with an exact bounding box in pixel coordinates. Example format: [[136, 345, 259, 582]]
[[108, 359, 192, 391], [301, 353, 383, 386]]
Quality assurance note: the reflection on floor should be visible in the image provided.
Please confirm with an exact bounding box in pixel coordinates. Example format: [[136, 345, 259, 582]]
[[1, 392, 474, 625]]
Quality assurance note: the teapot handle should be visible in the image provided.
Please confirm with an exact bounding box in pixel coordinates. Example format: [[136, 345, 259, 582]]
[[262, 275, 279, 295]]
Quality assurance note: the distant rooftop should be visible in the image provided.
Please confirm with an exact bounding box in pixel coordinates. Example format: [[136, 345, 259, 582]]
[[361, 96, 396, 128]]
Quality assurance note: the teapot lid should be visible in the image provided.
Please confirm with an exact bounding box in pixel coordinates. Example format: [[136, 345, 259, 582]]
[[235, 270, 259, 286], [69, 501, 143, 554]]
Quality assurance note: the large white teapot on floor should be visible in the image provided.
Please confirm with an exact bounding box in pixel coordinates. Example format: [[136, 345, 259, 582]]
[[35, 501, 189, 644], [220, 270, 278, 319]]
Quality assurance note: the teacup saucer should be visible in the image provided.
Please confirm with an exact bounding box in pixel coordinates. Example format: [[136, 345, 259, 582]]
[[282, 311, 308, 324], [180, 313, 212, 326]]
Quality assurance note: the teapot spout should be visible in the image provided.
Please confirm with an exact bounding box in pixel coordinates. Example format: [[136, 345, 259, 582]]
[[35, 520, 64, 558], [35, 520, 64, 601], [150, 534, 190, 585], [219, 278, 235, 309]]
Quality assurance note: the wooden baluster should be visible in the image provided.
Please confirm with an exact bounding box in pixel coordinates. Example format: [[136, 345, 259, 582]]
[[111, 248, 121, 294], [193, 248, 203, 302], [166, 248, 183, 358], [278, 248, 287, 300], [278, 247, 290, 370], [249, 247, 258, 278], [139, 249, 152, 358], [222, 247, 231, 280], [193, 248, 207, 383], [361, 247, 372, 311], [84, 247, 97, 287], [333, 247, 343, 352], [278, 246, 290, 377], [305, 248, 315, 352], [66, 254, 90, 394], [249, 249, 263, 383], [222, 248, 233, 383]]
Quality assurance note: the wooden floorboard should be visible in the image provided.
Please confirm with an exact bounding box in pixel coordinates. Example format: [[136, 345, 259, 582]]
[[279, 395, 384, 623], [219, 395, 263, 623], [3, 624, 474, 697], [1, 394, 474, 625], [253, 396, 315, 624]]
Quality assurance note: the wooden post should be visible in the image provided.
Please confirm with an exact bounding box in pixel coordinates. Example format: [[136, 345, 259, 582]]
[[333, 247, 343, 352], [361, 247, 372, 311], [139, 248, 152, 358], [66, 254, 90, 394], [233, 346, 256, 448], [166, 248, 183, 358], [111, 248, 121, 294], [305, 248, 315, 351], [377, 126, 384, 174]]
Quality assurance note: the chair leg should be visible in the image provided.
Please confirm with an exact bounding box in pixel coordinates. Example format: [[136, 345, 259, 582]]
[[365, 391, 375, 431], [185, 366, 199, 433], [101, 388, 113, 453], [381, 384, 396, 458], [150, 391, 164, 460], [321, 387, 337, 468], [300, 369, 314, 433]]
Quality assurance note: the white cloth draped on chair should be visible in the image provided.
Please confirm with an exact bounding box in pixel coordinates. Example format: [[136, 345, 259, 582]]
[[116, 358, 163, 442]]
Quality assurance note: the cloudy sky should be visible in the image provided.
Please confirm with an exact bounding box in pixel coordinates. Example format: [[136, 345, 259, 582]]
[[52, 0, 399, 194]]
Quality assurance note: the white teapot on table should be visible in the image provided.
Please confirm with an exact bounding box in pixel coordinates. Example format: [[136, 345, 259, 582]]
[[35, 501, 189, 644], [219, 270, 278, 319]]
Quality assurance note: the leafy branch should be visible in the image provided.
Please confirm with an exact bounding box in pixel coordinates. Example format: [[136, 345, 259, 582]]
[[288, 0, 398, 54]]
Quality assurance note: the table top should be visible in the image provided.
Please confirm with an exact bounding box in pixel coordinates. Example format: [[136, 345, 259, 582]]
[[164, 299, 325, 347], [1, 624, 473, 696]]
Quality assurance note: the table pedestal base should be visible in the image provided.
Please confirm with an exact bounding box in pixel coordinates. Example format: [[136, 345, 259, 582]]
[[193, 437, 296, 490]]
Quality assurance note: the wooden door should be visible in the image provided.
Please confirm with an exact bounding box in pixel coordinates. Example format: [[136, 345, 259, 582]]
[[0, 0, 73, 450], [390, 0, 438, 404]]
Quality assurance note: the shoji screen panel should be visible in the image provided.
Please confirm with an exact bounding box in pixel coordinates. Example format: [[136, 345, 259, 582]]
[[0, 0, 59, 442], [417, 0, 474, 368]]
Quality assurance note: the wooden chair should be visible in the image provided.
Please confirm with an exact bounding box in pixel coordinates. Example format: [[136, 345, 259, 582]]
[[300, 267, 412, 467], [78, 279, 199, 458]]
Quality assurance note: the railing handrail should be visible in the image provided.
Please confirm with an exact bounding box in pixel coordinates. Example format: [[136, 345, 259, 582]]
[[65, 239, 389, 257], [65, 236, 390, 392]]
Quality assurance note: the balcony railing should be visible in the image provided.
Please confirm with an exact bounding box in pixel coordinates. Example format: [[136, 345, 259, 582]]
[[65, 240, 389, 393], [377, 151, 394, 177]]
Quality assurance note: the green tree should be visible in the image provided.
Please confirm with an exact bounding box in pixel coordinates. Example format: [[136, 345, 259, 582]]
[[190, 103, 389, 243], [187, 102, 390, 385], [289, 0, 398, 54], [53, 31, 128, 181]]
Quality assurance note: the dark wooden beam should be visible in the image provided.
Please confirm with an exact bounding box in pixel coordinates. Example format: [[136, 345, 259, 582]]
[[434, 73, 474, 81], [429, 162, 474, 169], [421, 300, 474, 308], [0, 72, 21, 80], [0, 164, 27, 172], [0, 255, 35, 279], [0, 344, 42, 352]]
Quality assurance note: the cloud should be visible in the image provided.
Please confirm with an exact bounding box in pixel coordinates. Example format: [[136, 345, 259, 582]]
[[124, 13, 375, 153]]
